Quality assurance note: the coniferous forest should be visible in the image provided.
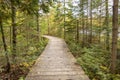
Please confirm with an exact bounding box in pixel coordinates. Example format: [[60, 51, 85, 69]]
[[0, 0, 120, 80]]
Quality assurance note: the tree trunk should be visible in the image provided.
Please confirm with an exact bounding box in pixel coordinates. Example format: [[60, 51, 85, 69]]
[[82, 17, 85, 47], [47, 14, 50, 35], [86, 0, 89, 44], [11, 0, 17, 62], [89, 0, 92, 43], [76, 20, 79, 43], [36, 12, 40, 41], [98, 5, 102, 43], [0, 17, 10, 72], [10, 23, 12, 53], [84, 16, 88, 45], [80, 0, 85, 47], [105, 0, 110, 50], [64, 0, 66, 39], [111, 0, 119, 73]]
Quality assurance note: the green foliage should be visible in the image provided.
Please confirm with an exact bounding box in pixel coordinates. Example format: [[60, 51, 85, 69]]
[[77, 46, 111, 80], [19, 77, 24, 80], [66, 39, 120, 80], [7, 38, 47, 79], [66, 41, 82, 57], [16, 37, 48, 66]]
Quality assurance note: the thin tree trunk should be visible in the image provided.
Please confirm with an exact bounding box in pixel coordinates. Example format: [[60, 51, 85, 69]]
[[79, 18, 82, 42], [86, 19, 88, 43], [82, 17, 85, 47], [80, 0, 85, 47], [36, 12, 40, 41], [47, 14, 50, 35], [98, 5, 102, 43], [86, 0, 89, 44], [89, 0, 92, 43], [0, 17, 10, 72], [26, 19, 29, 52], [76, 20, 79, 43], [10, 24, 12, 53], [85, 18, 87, 44], [11, 0, 17, 62], [111, 0, 119, 73], [64, 0, 66, 39], [105, 0, 110, 50]]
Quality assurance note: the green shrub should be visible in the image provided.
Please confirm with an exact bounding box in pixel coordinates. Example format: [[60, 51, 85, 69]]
[[66, 38, 120, 80]]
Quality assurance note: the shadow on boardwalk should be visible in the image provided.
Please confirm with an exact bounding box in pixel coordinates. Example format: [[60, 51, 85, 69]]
[[25, 36, 90, 80]]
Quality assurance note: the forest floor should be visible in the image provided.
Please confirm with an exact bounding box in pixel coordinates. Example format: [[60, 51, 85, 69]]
[[25, 36, 89, 80]]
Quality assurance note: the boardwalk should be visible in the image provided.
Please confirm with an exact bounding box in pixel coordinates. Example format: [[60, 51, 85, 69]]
[[25, 36, 90, 80]]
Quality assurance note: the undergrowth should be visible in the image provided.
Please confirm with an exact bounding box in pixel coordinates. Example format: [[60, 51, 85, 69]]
[[66, 39, 120, 80], [0, 37, 48, 80]]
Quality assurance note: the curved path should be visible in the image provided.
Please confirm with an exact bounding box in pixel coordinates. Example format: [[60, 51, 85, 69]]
[[25, 36, 90, 80]]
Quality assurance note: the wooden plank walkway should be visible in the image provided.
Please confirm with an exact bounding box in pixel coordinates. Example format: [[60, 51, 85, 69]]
[[25, 36, 90, 80]]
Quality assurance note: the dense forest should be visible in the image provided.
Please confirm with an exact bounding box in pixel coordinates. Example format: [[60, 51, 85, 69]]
[[0, 0, 120, 80]]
